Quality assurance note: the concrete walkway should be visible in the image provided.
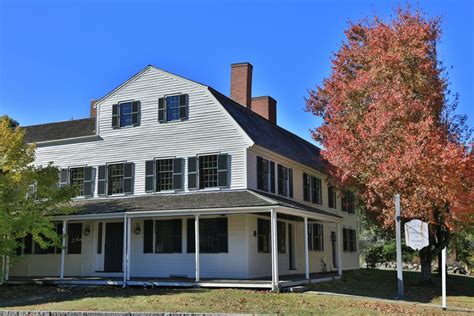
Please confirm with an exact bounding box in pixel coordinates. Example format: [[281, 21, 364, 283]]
[[305, 291, 474, 313]]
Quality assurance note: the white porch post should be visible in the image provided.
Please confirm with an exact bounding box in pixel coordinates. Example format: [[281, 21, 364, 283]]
[[337, 223, 343, 276], [60, 220, 67, 279], [127, 216, 132, 281], [270, 209, 279, 291], [195, 215, 200, 283], [122, 215, 128, 286], [304, 217, 310, 280]]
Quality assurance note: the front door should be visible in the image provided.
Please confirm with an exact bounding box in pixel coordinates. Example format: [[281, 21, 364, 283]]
[[288, 223, 296, 270], [104, 222, 124, 272]]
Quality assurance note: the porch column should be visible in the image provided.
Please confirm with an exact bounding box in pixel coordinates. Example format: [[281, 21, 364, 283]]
[[122, 215, 128, 286], [127, 216, 132, 281], [336, 223, 343, 276], [195, 215, 200, 282], [304, 217, 310, 280], [60, 220, 67, 279], [270, 209, 279, 291]]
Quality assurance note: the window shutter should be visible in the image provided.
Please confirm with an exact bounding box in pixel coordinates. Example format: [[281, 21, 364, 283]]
[[158, 98, 166, 123], [112, 104, 119, 128], [131, 101, 141, 126], [83, 166, 94, 197], [277, 164, 283, 195], [187, 157, 198, 190], [217, 154, 229, 187], [288, 168, 293, 198], [145, 160, 155, 193], [320, 224, 324, 251], [173, 158, 183, 190], [179, 94, 187, 119], [143, 220, 154, 253], [123, 163, 134, 194], [270, 161, 275, 193], [59, 169, 69, 187], [256, 156, 263, 190], [97, 165, 107, 196]]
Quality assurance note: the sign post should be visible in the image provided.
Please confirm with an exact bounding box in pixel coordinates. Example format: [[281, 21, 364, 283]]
[[442, 247, 447, 310], [394, 194, 404, 299]]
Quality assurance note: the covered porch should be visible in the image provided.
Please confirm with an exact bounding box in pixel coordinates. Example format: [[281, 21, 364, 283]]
[[4, 190, 344, 292]]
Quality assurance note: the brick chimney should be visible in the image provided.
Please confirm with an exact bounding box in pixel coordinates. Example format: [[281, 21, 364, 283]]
[[251, 96, 277, 124], [90, 100, 98, 118], [230, 62, 253, 108]]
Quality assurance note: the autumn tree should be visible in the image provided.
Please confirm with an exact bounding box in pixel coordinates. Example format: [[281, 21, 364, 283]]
[[0, 116, 76, 270], [306, 8, 473, 282]]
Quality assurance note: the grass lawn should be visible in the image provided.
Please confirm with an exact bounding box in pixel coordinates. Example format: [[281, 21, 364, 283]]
[[0, 270, 472, 314]]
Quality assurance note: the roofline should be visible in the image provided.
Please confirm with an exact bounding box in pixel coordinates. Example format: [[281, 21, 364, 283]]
[[21, 117, 94, 129]]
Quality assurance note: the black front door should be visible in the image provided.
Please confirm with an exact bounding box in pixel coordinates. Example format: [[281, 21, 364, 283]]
[[104, 222, 124, 272]]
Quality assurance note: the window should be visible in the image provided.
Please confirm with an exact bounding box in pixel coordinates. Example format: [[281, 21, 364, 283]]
[[311, 177, 322, 205], [343, 228, 357, 252], [328, 186, 337, 209], [308, 223, 324, 251], [112, 101, 140, 128], [257, 218, 270, 253], [257, 156, 269, 192], [108, 163, 124, 195], [155, 219, 182, 253], [342, 191, 355, 214], [166, 95, 181, 121], [199, 155, 218, 188], [29, 222, 63, 255], [158, 94, 188, 123], [257, 218, 285, 254], [187, 218, 228, 253], [67, 223, 82, 254], [303, 173, 322, 205], [156, 159, 173, 191], [70, 167, 85, 196]]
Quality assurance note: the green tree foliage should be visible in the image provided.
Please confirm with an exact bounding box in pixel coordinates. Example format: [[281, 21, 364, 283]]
[[0, 116, 76, 264]]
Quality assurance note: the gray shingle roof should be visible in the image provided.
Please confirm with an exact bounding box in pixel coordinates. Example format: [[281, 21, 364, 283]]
[[23, 118, 96, 143], [209, 88, 326, 172], [70, 190, 340, 219]]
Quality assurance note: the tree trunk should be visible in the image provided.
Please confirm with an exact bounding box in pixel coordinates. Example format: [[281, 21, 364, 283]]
[[419, 246, 433, 283]]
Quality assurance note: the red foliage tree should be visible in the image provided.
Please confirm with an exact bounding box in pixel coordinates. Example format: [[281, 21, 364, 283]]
[[306, 8, 473, 282]]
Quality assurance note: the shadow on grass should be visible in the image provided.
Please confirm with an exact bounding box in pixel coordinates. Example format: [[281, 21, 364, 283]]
[[312, 269, 474, 304], [0, 285, 218, 309]]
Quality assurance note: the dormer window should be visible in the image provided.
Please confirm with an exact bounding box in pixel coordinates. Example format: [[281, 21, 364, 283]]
[[112, 101, 141, 128], [158, 94, 188, 123]]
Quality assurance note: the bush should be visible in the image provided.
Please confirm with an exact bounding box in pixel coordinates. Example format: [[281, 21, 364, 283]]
[[365, 244, 384, 268]]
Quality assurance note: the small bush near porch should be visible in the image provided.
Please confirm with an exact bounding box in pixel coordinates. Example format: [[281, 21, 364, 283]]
[[0, 270, 472, 314]]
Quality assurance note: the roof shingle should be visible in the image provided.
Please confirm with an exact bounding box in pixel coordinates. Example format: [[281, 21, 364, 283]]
[[23, 118, 96, 143]]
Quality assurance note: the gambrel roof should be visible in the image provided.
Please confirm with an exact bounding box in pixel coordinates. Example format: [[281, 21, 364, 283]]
[[22, 65, 325, 172]]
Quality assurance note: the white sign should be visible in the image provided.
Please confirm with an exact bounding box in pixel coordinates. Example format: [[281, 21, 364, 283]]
[[404, 219, 429, 250]]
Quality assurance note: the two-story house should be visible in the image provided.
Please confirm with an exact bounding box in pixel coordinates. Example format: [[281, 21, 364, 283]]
[[6, 63, 359, 291]]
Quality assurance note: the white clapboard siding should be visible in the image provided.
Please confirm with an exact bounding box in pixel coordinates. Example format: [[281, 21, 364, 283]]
[[33, 67, 253, 196]]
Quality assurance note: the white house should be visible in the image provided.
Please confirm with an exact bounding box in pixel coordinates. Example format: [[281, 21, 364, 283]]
[[6, 63, 359, 291]]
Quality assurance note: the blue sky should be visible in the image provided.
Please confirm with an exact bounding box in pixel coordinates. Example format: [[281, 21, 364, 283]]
[[0, 0, 472, 143]]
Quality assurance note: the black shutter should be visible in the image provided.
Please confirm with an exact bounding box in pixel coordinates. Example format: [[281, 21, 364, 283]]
[[59, 169, 69, 187], [112, 104, 119, 128], [97, 165, 107, 196], [55, 223, 64, 254], [187, 157, 198, 190], [143, 220, 154, 253], [83, 167, 94, 197], [277, 164, 283, 195], [123, 163, 134, 194], [303, 173, 309, 201], [24, 234, 33, 254], [158, 98, 166, 123], [145, 160, 155, 193], [131, 101, 141, 126], [97, 223, 103, 254], [256, 156, 263, 190], [179, 94, 187, 119], [187, 218, 195, 253], [217, 154, 229, 187], [288, 168, 293, 198], [270, 161, 275, 193], [173, 158, 183, 190]]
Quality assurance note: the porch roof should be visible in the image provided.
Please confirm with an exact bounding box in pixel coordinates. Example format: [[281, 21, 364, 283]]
[[70, 189, 341, 220]]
